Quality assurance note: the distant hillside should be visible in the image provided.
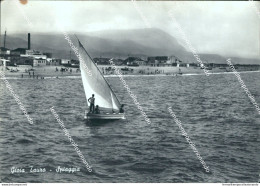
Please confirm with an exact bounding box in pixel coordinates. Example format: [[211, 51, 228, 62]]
[[1, 28, 259, 64]]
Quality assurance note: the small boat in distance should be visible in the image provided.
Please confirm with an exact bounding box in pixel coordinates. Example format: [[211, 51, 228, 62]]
[[75, 37, 125, 121]]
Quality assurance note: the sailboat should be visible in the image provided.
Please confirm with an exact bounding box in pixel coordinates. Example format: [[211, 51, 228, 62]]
[[76, 37, 126, 120]]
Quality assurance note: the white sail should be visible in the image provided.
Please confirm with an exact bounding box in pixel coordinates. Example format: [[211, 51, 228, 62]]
[[111, 92, 120, 110], [77, 39, 121, 112]]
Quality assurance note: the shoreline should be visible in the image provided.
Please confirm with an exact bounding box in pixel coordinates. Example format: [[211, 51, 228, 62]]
[[0, 65, 259, 79], [1, 69, 259, 80]]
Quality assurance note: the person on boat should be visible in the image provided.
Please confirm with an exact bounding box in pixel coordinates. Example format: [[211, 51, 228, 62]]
[[119, 104, 125, 113], [88, 94, 95, 113], [94, 105, 100, 114]]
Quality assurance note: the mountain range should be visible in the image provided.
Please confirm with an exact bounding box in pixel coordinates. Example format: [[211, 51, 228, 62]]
[[1, 28, 259, 64]]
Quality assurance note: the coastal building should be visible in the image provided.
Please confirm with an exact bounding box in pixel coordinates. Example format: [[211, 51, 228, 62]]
[[93, 57, 110, 65], [61, 59, 71, 65], [213, 63, 229, 68], [11, 53, 46, 66], [113, 59, 124, 65], [25, 49, 43, 55], [230, 64, 260, 71], [70, 59, 79, 68], [1, 33, 51, 67], [11, 56, 33, 66], [147, 57, 155, 66], [189, 63, 199, 67], [0, 47, 11, 55], [166, 56, 186, 67], [134, 59, 145, 66], [0, 47, 11, 64], [26, 49, 38, 55], [93, 58, 125, 66], [25, 50, 34, 55], [11, 48, 27, 55], [46, 58, 62, 66], [46, 58, 55, 65], [147, 56, 169, 66], [156, 56, 168, 65], [124, 57, 144, 66], [33, 58, 46, 66], [22, 49, 47, 60], [17, 34, 48, 61], [9, 55, 20, 66]]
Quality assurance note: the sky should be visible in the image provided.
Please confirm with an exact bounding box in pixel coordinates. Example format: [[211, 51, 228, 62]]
[[1, 0, 260, 59]]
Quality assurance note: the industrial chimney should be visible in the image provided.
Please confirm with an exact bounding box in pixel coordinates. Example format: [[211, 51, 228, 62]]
[[28, 33, 31, 50]]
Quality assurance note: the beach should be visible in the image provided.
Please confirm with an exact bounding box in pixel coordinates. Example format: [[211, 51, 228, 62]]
[[1, 65, 259, 79]]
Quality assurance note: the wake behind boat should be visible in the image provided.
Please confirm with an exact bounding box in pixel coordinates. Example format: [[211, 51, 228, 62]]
[[76, 37, 126, 121]]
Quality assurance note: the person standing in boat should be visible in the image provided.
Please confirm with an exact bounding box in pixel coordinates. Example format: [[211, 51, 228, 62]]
[[88, 94, 95, 113]]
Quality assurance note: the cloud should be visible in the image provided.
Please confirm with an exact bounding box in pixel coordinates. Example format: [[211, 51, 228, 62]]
[[1, 1, 259, 59]]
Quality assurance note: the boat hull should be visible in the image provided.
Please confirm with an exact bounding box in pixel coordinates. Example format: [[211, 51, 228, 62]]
[[85, 112, 126, 120]]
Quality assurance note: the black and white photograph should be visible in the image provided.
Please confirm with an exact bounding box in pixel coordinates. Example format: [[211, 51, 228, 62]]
[[0, 0, 259, 184]]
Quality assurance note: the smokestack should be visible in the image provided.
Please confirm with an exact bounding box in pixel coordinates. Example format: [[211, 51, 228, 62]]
[[28, 33, 31, 50], [4, 30, 6, 48]]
